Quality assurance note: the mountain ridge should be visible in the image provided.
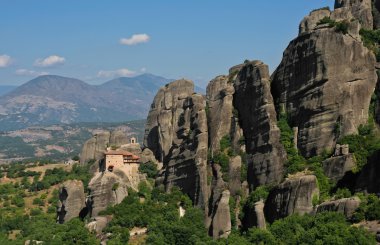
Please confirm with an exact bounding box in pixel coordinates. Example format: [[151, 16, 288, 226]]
[[0, 73, 202, 130]]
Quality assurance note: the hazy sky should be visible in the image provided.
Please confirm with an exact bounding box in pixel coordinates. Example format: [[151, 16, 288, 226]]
[[0, 0, 334, 87]]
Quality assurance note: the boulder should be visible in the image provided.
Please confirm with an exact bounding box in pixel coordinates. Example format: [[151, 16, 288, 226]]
[[144, 79, 209, 209], [233, 60, 287, 188], [299, 8, 331, 35], [87, 171, 129, 217], [316, 197, 360, 218], [86, 216, 112, 234], [57, 180, 86, 224], [322, 154, 355, 181], [264, 175, 319, 223], [209, 190, 231, 239], [271, 13, 377, 157]]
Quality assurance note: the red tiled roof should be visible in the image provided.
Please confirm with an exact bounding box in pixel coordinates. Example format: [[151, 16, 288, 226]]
[[104, 150, 140, 160]]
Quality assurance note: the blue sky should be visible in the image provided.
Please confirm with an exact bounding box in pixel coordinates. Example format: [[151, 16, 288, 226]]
[[0, 0, 334, 88]]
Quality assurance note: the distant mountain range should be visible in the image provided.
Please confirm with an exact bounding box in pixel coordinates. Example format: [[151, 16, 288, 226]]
[[0, 85, 17, 96], [0, 74, 204, 131]]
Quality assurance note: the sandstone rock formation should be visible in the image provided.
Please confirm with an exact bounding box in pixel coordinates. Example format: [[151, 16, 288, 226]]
[[335, 0, 373, 29], [272, 7, 377, 157], [243, 200, 267, 229], [57, 180, 86, 223], [316, 197, 360, 218], [299, 8, 331, 34], [206, 75, 242, 154], [144, 79, 209, 209], [322, 144, 355, 181], [209, 190, 231, 239], [80, 130, 128, 164], [264, 175, 319, 223], [87, 170, 129, 217], [233, 60, 287, 188], [228, 156, 242, 196], [207, 163, 228, 226], [86, 216, 112, 234]]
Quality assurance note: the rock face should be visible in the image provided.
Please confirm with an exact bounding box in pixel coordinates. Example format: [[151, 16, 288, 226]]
[[299, 8, 331, 34], [57, 180, 86, 224], [87, 170, 129, 217], [206, 75, 242, 154], [80, 130, 129, 164], [86, 216, 112, 234], [322, 144, 355, 181], [317, 197, 361, 218], [264, 175, 319, 223], [144, 79, 209, 209], [233, 61, 287, 189], [271, 8, 377, 157], [209, 190, 231, 239], [335, 0, 373, 29], [355, 150, 380, 194], [207, 163, 228, 227], [228, 156, 242, 196], [243, 200, 267, 229]]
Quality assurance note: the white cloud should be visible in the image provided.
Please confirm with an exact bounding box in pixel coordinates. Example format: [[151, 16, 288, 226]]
[[0, 55, 12, 68], [140, 67, 147, 73], [15, 69, 49, 76], [34, 55, 65, 67], [97, 68, 136, 78], [120, 34, 150, 45]]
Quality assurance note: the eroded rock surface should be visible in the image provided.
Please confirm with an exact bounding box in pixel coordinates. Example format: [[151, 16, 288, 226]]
[[272, 10, 377, 157], [209, 190, 231, 239], [264, 175, 319, 223], [87, 170, 129, 217], [233, 61, 287, 188], [323, 144, 355, 181], [206, 75, 242, 154], [144, 79, 209, 209], [335, 0, 373, 29], [80, 130, 129, 164], [317, 197, 360, 218], [57, 180, 86, 223]]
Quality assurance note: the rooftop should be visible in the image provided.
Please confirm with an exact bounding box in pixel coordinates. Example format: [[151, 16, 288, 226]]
[[104, 150, 140, 160]]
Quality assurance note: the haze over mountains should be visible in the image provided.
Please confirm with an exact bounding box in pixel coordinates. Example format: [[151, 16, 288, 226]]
[[0, 74, 203, 131]]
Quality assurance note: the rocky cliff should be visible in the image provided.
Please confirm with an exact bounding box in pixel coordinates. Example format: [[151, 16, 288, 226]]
[[87, 170, 129, 217], [264, 175, 319, 223], [80, 130, 129, 164], [206, 75, 242, 154], [57, 180, 86, 224], [272, 6, 377, 157], [144, 79, 209, 209], [234, 60, 287, 188]]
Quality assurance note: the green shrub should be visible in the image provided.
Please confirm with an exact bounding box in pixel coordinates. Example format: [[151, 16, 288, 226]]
[[317, 17, 336, 27], [352, 194, 380, 222], [335, 21, 349, 34], [139, 161, 158, 179], [32, 198, 44, 206], [220, 135, 232, 152], [360, 29, 380, 61], [334, 188, 352, 199]]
